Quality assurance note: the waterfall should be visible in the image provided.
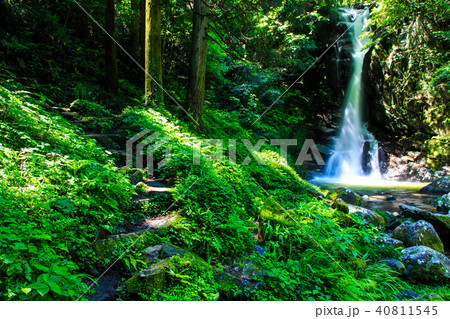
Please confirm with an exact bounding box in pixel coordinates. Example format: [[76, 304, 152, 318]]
[[323, 8, 382, 181]]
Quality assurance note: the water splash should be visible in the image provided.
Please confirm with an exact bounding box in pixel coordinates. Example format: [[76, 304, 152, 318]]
[[319, 8, 382, 184]]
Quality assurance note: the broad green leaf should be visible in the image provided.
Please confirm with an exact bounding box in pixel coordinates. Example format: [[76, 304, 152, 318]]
[[37, 286, 50, 297], [21, 287, 32, 294], [48, 282, 61, 295], [34, 264, 50, 272]]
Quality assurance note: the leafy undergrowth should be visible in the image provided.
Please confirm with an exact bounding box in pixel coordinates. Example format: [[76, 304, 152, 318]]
[[0, 85, 135, 300], [1, 84, 448, 301], [115, 106, 431, 301]]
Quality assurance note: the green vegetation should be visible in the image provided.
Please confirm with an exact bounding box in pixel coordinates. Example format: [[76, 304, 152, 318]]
[[0, 0, 449, 302]]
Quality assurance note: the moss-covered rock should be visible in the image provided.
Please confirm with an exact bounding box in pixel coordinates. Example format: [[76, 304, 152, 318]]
[[142, 243, 208, 266], [401, 246, 450, 283], [434, 192, 450, 213], [388, 217, 415, 230], [327, 188, 362, 206], [420, 176, 450, 195], [381, 258, 405, 275], [348, 205, 385, 229], [399, 205, 450, 246], [331, 198, 349, 213], [93, 231, 146, 260], [391, 220, 444, 253], [125, 253, 214, 299], [372, 236, 403, 248]]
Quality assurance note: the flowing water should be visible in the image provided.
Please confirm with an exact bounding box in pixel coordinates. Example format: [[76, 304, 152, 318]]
[[318, 8, 382, 184]]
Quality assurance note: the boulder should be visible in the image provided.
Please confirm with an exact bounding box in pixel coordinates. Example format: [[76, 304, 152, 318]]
[[420, 176, 450, 194], [126, 251, 211, 297], [93, 231, 146, 260], [434, 192, 450, 214], [327, 188, 363, 206], [377, 211, 396, 227], [400, 205, 450, 245], [143, 244, 202, 265], [388, 217, 415, 230], [401, 246, 450, 283], [381, 258, 405, 275], [372, 236, 403, 248], [125, 257, 182, 296], [348, 205, 385, 229], [331, 198, 349, 214], [391, 220, 444, 253]]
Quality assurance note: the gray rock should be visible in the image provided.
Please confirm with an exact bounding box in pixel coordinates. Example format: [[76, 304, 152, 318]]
[[399, 205, 450, 246], [143, 245, 163, 264], [391, 220, 444, 253], [381, 258, 405, 275], [372, 236, 403, 248], [388, 217, 415, 230], [401, 246, 450, 283], [348, 205, 385, 229], [331, 198, 349, 213], [420, 176, 450, 194], [327, 188, 362, 206], [143, 243, 191, 265]]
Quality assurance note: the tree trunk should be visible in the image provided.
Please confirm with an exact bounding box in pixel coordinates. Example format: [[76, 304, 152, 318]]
[[139, 0, 146, 66], [187, 0, 210, 128], [145, 0, 163, 104], [105, 0, 119, 95], [131, 0, 140, 61]]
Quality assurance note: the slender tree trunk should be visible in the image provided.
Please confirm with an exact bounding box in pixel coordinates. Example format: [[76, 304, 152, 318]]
[[139, 0, 146, 66], [105, 0, 118, 95], [145, 0, 163, 104], [187, 0, 210, 128], [131, 0, 140, 60]]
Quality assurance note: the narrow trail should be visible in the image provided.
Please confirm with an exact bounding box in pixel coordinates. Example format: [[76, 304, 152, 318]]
[[52, 105, 177, 300]]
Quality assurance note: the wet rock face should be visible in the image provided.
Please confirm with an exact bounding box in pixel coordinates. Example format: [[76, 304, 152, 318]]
[[421, 176, 450, 195], [383, 153, 450, 182], [401, 246, 450, 283], [391, 220, 444, 254]]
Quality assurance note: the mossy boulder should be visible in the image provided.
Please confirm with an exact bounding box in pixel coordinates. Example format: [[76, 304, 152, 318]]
[[331, 198, 349, 214], [388, 217, 415, 230], [142, 243, 207, 266], [348, 205, 385, 229], [93, 231, 146, 260], [381, 258, 405, 275], [327, 188, 363, 206], [126, 256, 196, 296], [401, 246, 450, 283], [434, 192, 450, 213], [434, 192, 450, 212], [399, 205, 450, 246], [391, 220, 444, 254], [125, 252, 212, 298], [372, 236, 403, 248], [420, 176, 450, 195]]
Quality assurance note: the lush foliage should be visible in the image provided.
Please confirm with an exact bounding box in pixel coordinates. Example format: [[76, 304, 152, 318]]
[[0, 0, 449, 302]]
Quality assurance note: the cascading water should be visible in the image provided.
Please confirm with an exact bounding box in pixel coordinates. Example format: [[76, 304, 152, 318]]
[[322, 8, 382, 182]]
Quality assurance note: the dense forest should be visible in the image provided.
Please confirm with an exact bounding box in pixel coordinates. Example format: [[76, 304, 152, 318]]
[[0, 0, 449, 301]]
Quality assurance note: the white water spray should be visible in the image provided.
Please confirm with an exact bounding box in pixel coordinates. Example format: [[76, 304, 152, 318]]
[[322, 8, 382, 182]]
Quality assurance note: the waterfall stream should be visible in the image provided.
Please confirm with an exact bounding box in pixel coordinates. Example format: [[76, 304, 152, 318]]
[[321, 8, 382, 182]]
